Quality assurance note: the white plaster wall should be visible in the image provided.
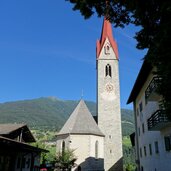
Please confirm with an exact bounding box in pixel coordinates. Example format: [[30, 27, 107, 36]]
[[97, 38, 123, 171], [56, 134, 104, 171], [89, 135, 104, 159], [70, 134, 104, 171], [70, 134, 90, 167], [134, 69, 171, 171], [56, 134, 70, 152]]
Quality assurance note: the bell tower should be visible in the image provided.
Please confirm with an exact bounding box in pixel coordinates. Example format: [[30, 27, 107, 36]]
[[96, 18, 123, 171]]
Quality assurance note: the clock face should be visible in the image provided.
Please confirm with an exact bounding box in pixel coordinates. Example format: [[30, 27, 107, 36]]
[[105, 83, 113, 93], [101, 83, 116, 100]]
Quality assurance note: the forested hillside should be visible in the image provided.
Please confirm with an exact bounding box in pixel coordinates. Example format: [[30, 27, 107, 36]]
[[0, 97, 134, 135]]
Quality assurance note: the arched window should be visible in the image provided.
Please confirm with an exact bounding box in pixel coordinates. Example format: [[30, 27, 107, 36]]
[[62, 141, 65, 155], [95, 141, 99, 158], [105, 64, 112, 77], [78, 166, 81, 171], [104, 43, 110, 54]]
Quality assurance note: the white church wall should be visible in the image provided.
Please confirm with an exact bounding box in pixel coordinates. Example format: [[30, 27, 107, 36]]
[[56, 134, 104, 171], [70, 134, 104, 171], [56, 134, 70, 152], [89, 135, 104, 159]]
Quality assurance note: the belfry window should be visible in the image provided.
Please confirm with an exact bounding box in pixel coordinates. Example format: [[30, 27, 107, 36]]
[[105, 64, 112, 77], [95, 141, 99, 158]]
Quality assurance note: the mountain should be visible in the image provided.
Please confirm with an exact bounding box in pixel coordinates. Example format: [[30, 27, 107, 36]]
[[0, 97, 134, 135]]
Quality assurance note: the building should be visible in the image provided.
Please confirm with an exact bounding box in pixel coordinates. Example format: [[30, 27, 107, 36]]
[[127, 60, 171, 171], [96, 18, 123, 171], [56, 18, 123, 171], [57, 100, 104, 170], [0, 123, 47, 171]]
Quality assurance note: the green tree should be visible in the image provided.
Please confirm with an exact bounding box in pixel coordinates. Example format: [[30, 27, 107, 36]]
[[66, 0, 171, 117], [126, 163, 135, 171], [54, 149, 77, 170], [31, 141, 56, 164]]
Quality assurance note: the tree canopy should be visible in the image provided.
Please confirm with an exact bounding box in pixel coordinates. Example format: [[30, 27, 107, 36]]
[[67, 0, 171, 116], [54, 149, 77, 170]]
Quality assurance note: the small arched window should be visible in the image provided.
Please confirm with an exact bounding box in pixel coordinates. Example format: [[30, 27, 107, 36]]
[[62, 141, 65, 155], [104, 43, 110, 54], [78, 166, 81, 171], [105, 64, 112, 77], [95, 141, 99, 158]]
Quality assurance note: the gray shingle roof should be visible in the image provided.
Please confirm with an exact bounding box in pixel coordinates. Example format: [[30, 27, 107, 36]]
[[58, 100, 104, 136]]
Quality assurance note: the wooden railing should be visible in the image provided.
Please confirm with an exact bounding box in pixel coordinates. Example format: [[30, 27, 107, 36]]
[[145, 76, 161, 100], [148, 110, 170, 130]]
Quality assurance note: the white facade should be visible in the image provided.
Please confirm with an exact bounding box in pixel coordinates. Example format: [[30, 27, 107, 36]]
[[130, 67, 171, 171], [57, 134, 104, 171]]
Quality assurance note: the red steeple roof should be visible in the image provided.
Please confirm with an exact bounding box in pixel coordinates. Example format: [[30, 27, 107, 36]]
[[96, 18, 118, 59]]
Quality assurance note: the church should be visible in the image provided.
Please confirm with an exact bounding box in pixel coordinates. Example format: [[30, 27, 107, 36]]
[[56, 18, 123, 171]]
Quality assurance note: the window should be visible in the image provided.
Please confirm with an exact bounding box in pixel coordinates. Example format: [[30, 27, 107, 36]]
[[139, 102, 143, 112], [104, 43, 110, 54], [142, 123, 145, 133], [139, 104, 143, 122], [164, 136, 171, 151], [62, 141, 65, 156], [140, 148, 142, 158], [105, 64, 112, 77], [149, 144, 152, 155], [95, 141, 99, 158], [141, 166, 144, 171], [155, 141, 159, 154], [78, 166, 81, 171], [144, 146, 147, 156], [145, 95, 148, 105]]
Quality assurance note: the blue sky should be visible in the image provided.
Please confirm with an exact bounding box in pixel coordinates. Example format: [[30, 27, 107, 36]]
[[0, 0, 146, 109]]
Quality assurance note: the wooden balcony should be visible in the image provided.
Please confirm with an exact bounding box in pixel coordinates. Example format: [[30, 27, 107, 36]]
[[145, 76, 162, 101], [148, 110, 171, 131]]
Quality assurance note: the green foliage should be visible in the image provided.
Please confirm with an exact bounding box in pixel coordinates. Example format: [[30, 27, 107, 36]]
[[125, 163, 136, 171], [45, 146, 56, 163], [123, 137, 136, 171], [121, 109, 135, 136], [31, 141, 56, 164], [0, 97, 79, 131], [32, 129, 57, 142], [54, 149, 77, 170]]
